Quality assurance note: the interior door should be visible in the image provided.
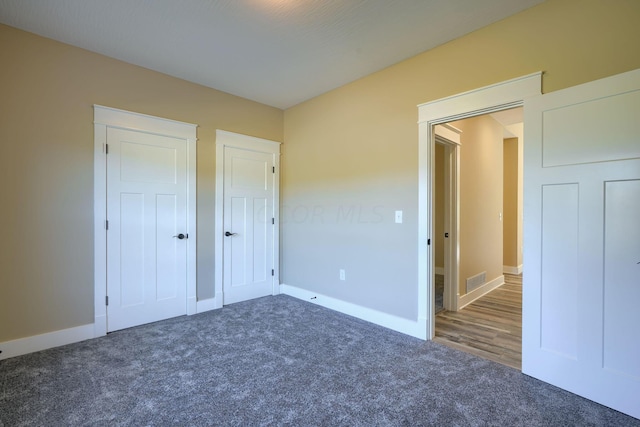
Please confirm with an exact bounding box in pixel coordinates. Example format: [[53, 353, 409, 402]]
[[222, 147, 275, 304], [106, 128, 188, 332], [523, 69, 640, 418]]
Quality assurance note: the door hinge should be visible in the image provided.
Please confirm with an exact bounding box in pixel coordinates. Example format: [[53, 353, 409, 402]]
[[104, 143, 109, 154], [105, 296, 109, 306], [105, 220, 109, 230], [272, 218, 275, 225], [272, 166, 275, 173], [271, 269, 275, 276], [427, 239, 431, 245]]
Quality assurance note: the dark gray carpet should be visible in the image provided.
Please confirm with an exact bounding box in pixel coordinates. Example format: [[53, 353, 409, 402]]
[[435, 274, 444, 314], [1, 295, 637, 426]]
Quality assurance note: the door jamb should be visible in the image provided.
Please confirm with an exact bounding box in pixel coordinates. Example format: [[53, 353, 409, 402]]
[[417, 72, 541, 340], [214, 130, 281, 307], [435, 125, 461, 312], [93, 105, 198, 337]]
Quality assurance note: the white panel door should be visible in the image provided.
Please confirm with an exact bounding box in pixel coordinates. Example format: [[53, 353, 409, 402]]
[[523, 69, 640, 418], [107, 128, 188, 331], [223, 147, 274, 304]]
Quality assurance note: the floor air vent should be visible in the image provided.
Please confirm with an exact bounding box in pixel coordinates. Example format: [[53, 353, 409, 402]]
[[466, 271, 486, 293]]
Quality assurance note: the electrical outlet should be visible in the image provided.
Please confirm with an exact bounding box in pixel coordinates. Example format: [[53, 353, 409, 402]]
[[395, 210, 403, 224], [339, 269, 346, 281]]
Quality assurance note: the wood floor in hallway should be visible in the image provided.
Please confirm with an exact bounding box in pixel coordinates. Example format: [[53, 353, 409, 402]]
[[434, 273, 522, 370]]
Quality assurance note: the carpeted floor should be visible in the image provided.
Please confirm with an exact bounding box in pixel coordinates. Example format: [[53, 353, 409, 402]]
[[435, 274, 444, 314], [1, 295, 638, 426]]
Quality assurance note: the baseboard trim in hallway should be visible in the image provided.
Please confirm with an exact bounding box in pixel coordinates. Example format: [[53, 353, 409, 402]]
[[435, 273, 522, 369]]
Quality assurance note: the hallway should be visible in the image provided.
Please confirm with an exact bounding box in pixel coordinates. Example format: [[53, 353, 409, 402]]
[[434, 273, 522, 369]]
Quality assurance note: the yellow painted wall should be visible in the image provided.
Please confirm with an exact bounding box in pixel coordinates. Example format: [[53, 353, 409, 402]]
[[503, 137, 520, 270], [282, 0, 640, 319], [516, 126, 524, 268], [0, 24, 283, 342], [438, 119, 517, 296], [3, 0, 640, 342], [453, 116, 505, 294]]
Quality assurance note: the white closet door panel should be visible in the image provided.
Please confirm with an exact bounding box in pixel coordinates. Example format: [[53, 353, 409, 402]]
[[107, 128, 187, 332], [223, 146, 274, 305], [523, 68, 640, 419], [603, 179, 640, 379]]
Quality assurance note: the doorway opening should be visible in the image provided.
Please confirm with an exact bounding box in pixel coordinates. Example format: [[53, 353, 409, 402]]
[[432, 124, 460, 315], [434, 141, 446, 315], [416, 71, 541, 365], [432, 109, 524, 369]]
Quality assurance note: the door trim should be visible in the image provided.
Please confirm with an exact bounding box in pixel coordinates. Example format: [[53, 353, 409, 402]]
[[434, 125, 461, 312], [417, 72, 542, 340], [93, 105, 197, 337], [214, 130, 281, 306]]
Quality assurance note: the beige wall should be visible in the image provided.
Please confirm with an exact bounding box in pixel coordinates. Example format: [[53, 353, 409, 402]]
[[3, 0, 640, 342], [282, 0, 640, 319], [503, 137, 520, 269], [504, 123, 525, 269], [0, 24, 283, 342], [452, 116, 505, 294], [516, 127, 524, 268]]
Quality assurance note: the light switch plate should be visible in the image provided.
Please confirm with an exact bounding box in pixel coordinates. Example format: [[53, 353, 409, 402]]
[[395, 210, 403, 223]]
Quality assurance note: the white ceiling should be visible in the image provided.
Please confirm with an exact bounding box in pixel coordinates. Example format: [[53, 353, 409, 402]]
[[0, 0, 544, 109], [491, 107, 524, 138], [491, 107, 523, 127]]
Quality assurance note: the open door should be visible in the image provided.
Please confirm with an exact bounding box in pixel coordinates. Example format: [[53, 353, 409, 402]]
[[523, 68, 640, 418]]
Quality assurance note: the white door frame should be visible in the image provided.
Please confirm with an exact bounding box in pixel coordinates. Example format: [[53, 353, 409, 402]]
[[93, 105, 198, 337], [434, 125, 461, 312], [214, 130, 281, 307], [417, 72, 542, 340]]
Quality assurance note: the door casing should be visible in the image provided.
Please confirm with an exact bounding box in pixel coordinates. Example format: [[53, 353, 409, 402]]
[[93, 105, 197, 337], [417, 72, 542, 340], [434, 125, 461, 312]]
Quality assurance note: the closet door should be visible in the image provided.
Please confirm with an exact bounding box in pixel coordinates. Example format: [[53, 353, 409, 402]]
[[522, 68, 640, 419]]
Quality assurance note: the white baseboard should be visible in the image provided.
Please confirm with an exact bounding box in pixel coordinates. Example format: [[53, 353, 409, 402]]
[[503, 264, 523, 275], [2, 296, 221, 361], [196, 297, 222, 313], [435, 266, 445, 275], [94, 315, 107, 338], [280, 284, 426, 339], [0, 324, 95, 361], [458, 275, 505, 310], [2, 285, 432, 361]]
